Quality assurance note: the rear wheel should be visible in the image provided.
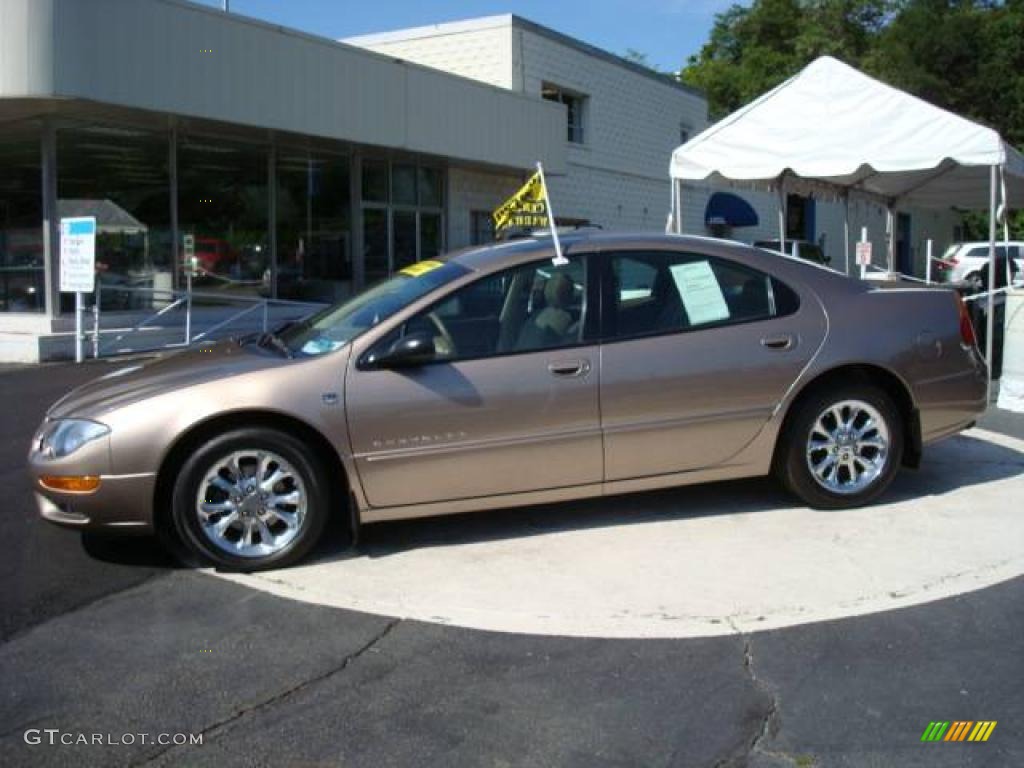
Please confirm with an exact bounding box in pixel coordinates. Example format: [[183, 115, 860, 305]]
[[778, 385, 903, 509], [964, 271, 984, 293], [171, 427, 330, 571]]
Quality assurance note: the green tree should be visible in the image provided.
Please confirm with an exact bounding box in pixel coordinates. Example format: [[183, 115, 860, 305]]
[[680, 0, 891, 119]]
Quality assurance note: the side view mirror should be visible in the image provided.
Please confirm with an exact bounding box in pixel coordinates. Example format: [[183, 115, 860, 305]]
[[373, 331, 436, 369]]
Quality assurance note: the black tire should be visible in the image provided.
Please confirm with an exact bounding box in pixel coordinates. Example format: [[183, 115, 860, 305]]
[[777, 385, 904, 509], [964, 271, 984, 294], [170, 427, 330, 571]]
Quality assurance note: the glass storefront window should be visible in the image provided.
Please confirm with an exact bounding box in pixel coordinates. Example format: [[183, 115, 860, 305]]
[[362, 160, 388, 203], [178, 136, 268, 297], [57, 124, 171, 312], [363, 208, 389, 287], [418, 167, 442, 208], [393, 210, 417, 271], [420, 212, 442, 261], [277, 151, 352, 303], [359, 159, 445, 287], [392, 164, 417, 206], [0, 125, 45, 313]]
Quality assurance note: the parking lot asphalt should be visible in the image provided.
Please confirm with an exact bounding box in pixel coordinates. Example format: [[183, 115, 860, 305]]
[[1, 360, 1022, 767]]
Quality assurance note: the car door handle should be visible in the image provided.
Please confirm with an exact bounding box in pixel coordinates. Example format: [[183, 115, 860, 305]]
[[548, 359, 591, 378], [761, 333, 795, 350]]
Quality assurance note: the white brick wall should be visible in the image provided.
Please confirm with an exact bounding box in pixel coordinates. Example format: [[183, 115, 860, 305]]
[[347, 23, 514, 90], [517, 28, 705, 184], [547, 165, 670, 231]]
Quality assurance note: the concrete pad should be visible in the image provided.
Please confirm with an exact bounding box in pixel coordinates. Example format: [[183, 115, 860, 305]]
[[216, 429, 1024, 639]]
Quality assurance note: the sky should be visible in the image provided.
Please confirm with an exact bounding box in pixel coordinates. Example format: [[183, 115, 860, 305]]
[[191, 0, 740, 73]]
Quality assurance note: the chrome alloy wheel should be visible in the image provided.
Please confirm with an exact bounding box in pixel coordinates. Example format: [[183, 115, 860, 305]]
[[805, 400, 890, 495], [195, 450, 307, 558]]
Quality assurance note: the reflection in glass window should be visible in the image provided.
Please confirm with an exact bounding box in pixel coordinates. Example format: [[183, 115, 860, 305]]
[[418, 167, 442, 207], [470, 211, 495, 246], [391, 164, 417, 206], [420, 213, 442, 261], [276, 152, 352, 303], [178, 136, 268, 297], [362, 160, 388, 203], [393, 211, 417, 272], [359, 159, 445, 285], [57, 124, 171, 313], [363, 208, 388, 287], [285, 260, 469, 357], [0, 124, 45, 313], [608, 251, 798, 339]]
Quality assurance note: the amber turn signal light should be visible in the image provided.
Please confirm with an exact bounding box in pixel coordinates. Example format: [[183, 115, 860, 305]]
[[39, 475, 101, 493]]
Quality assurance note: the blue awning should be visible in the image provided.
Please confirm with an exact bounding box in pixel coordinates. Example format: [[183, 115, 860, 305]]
[[704, 192, 759, 228]]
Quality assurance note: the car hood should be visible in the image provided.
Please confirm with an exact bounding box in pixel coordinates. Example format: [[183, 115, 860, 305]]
[[47, 341, 289, 421]]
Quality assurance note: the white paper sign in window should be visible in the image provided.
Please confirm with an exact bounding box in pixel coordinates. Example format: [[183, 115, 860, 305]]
[[669, 260, 730, 326]]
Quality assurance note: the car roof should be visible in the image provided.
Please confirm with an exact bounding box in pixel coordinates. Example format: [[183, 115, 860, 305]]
[[956, 241, 1024, 248], [442, 231, 868, 298], [449, 232, 752, 272]]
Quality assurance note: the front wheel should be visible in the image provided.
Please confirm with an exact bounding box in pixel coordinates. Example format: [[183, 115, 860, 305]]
[[778, 386, 903, 509], [171, 427, 330, 571]]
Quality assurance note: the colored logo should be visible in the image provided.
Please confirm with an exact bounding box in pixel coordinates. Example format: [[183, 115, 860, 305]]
[[921, 721, 997, 742]]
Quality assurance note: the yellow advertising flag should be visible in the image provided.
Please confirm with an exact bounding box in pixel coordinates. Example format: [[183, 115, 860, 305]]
[[492, 171, 549, 233]]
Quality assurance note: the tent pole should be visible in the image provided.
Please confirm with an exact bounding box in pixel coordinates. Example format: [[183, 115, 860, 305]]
[[843, 193, 851, 275], [675, 179, 683, 234], [986, 165, 997, 401], [777, 177, 786, 256], [999, 167, 1010, 283], [886, 206, 895, 273], [666, 179, 676, 234]]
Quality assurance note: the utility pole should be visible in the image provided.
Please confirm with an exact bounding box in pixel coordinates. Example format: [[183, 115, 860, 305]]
[[223, 1, 230, 11]]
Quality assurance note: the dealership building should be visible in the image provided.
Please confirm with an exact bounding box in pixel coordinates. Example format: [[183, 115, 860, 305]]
[[0, 0, 705, 361], [0, 0, 961, 362]]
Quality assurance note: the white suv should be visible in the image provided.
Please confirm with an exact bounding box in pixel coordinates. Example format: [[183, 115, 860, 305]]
[[938, 242, 1023, 288]]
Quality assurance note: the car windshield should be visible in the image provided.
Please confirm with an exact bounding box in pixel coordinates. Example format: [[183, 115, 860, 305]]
[[279, 260, 470, 357]]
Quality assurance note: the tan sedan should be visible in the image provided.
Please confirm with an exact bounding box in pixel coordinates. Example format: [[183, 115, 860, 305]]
[[29, 233, 988, 570]]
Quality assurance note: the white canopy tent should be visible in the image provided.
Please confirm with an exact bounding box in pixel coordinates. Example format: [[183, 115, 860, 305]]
[[669, 55, 1024, 378]]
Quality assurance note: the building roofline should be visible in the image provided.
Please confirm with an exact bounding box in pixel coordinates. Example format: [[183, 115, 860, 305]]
[[154, 2, 556, 111], [343, 13, 705, 100], [509, 15, 703, 99]]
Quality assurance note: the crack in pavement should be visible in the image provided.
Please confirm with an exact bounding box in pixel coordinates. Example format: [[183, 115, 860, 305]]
[[713, 634, 798, 768], [134, 617, 401, 767]]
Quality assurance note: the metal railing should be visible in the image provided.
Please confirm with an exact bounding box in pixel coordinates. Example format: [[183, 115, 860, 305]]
[[73, 283, 326, 358]]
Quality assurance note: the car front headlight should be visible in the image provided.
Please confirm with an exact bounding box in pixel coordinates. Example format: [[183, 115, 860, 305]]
[[38, 419, 110, 459]]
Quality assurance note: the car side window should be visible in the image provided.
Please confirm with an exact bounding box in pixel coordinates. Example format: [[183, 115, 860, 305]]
[[606, 251, 798, 340], [372, 255, 589, 364]]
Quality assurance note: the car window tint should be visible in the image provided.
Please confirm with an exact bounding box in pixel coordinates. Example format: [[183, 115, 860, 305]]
[[615, 257, 657, 301], [378, 255, 589, 363], [606, 251, 798, 340]]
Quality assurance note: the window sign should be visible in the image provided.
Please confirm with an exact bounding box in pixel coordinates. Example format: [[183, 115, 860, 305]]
[[669, 260, 730, 326], [59, 217, 96, 293]]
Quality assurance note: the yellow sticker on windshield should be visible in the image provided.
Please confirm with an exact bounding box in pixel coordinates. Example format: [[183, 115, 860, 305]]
[[399, 260, 444, 277]]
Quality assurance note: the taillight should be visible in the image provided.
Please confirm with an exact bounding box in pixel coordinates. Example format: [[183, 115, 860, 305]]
[[955, 293, 977, 347]]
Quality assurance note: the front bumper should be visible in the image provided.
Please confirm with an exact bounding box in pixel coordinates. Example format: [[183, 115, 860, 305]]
[[33, 473, 156, 532], [28, 425, 156, 533]]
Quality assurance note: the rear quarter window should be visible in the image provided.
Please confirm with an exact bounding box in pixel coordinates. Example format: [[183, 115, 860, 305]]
[[606, 251, 800, 340]]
